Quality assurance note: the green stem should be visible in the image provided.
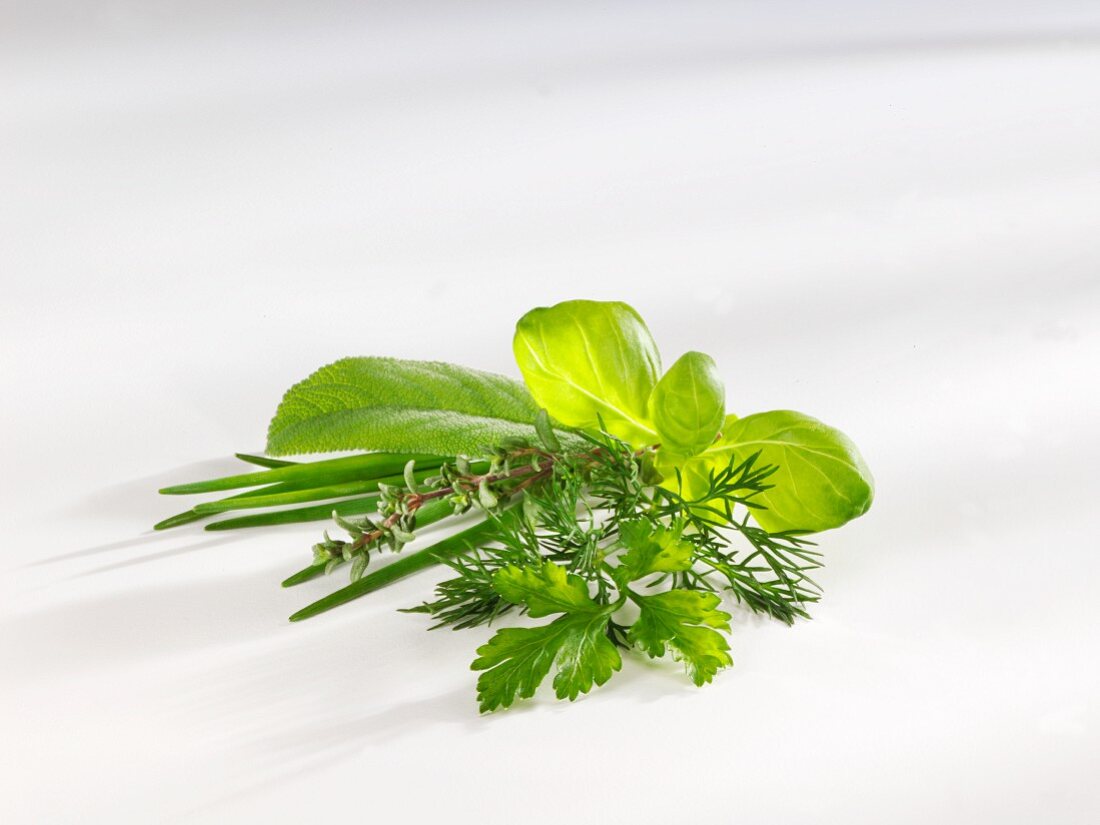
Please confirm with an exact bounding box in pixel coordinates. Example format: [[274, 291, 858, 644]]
[[280, 498, 457, 587], [159, 452, 448, 495], [192, 470, 437, 515], [235, 453, 298, 469], [204, 496, 379, 531], [154, 481, 308, 530], [154, 472, 395, 531], [152, 510, 209, 530], [288, 515, 499, 621]]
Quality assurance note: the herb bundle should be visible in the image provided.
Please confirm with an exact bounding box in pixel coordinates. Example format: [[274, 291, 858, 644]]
[[159, 300, 873, 711]]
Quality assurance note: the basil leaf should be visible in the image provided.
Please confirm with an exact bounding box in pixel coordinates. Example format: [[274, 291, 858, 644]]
[[647, 351, 725, 456], [513, 300, 660, 446], [654, 413, 736, 499], [266, 357, 542, 456], [699, 410, 874, 533]]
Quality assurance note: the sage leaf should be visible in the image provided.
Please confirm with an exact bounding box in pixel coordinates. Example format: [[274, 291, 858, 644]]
[[266, 357, 544, 457], [513, 300, 660, 446]]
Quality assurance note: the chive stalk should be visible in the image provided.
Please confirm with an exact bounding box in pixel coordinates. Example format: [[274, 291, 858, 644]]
[[204, 496, 380, 531], [235, 453, 298, 469], [159, 452, 448, 495], [288, 515, 499, 621], [281, 498, 456, 587], [153, 481, 308, 530], [190, 472, 437, 515], [154, 474, 388, 530]]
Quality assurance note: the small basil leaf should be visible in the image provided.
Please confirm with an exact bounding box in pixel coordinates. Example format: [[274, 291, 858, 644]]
[[647, 351, 725, 457], [655, 413, 737, 500], [513, 300, 660, 446]]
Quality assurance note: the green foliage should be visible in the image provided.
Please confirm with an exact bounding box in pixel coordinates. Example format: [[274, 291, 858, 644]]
[[629, 590, 733, 686], [159, 451, 439, 495], [266, 356, 544, 456], [618, 519, 694, 579], [416, 431, 822, 710], [158, 297, 876, 713], [647, 351, 725, 456], [288, 512, 500, 621], [472, 562, 621, 712], [513, 300, 660, 446], [512, 300, 871, 537], [683, 410, 874, 533], [492, 562, 598, 617]]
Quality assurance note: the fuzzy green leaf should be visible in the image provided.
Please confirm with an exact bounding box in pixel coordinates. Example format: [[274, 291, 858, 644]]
[[513, 300, 660, 446], [629, 590, 733, 686], [647, 351, 725, 456], [266, 357, 543, 457]]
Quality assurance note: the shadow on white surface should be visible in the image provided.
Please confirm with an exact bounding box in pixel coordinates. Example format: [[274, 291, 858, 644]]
[[26, 529, 229, 568], [26, 457, 259, 569], [145, 578, 721, 819], [62, 456, 247, 516], [68, 535, 248, 577], [2, 563, 293, 680]]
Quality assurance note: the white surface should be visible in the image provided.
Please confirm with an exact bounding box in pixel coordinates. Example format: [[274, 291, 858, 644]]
[[3, 2, 1100, 822]]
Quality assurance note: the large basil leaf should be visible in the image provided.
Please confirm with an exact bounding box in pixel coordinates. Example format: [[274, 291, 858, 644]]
[[513, 300, 660, 446], [708, 410, 873, 533], [266, 357, 543, 456], [663, 411, 873, 533], [647, 351, 725, 457]]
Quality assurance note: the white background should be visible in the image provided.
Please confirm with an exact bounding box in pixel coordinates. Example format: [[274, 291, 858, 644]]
[[3, 1, 1099, 822]]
